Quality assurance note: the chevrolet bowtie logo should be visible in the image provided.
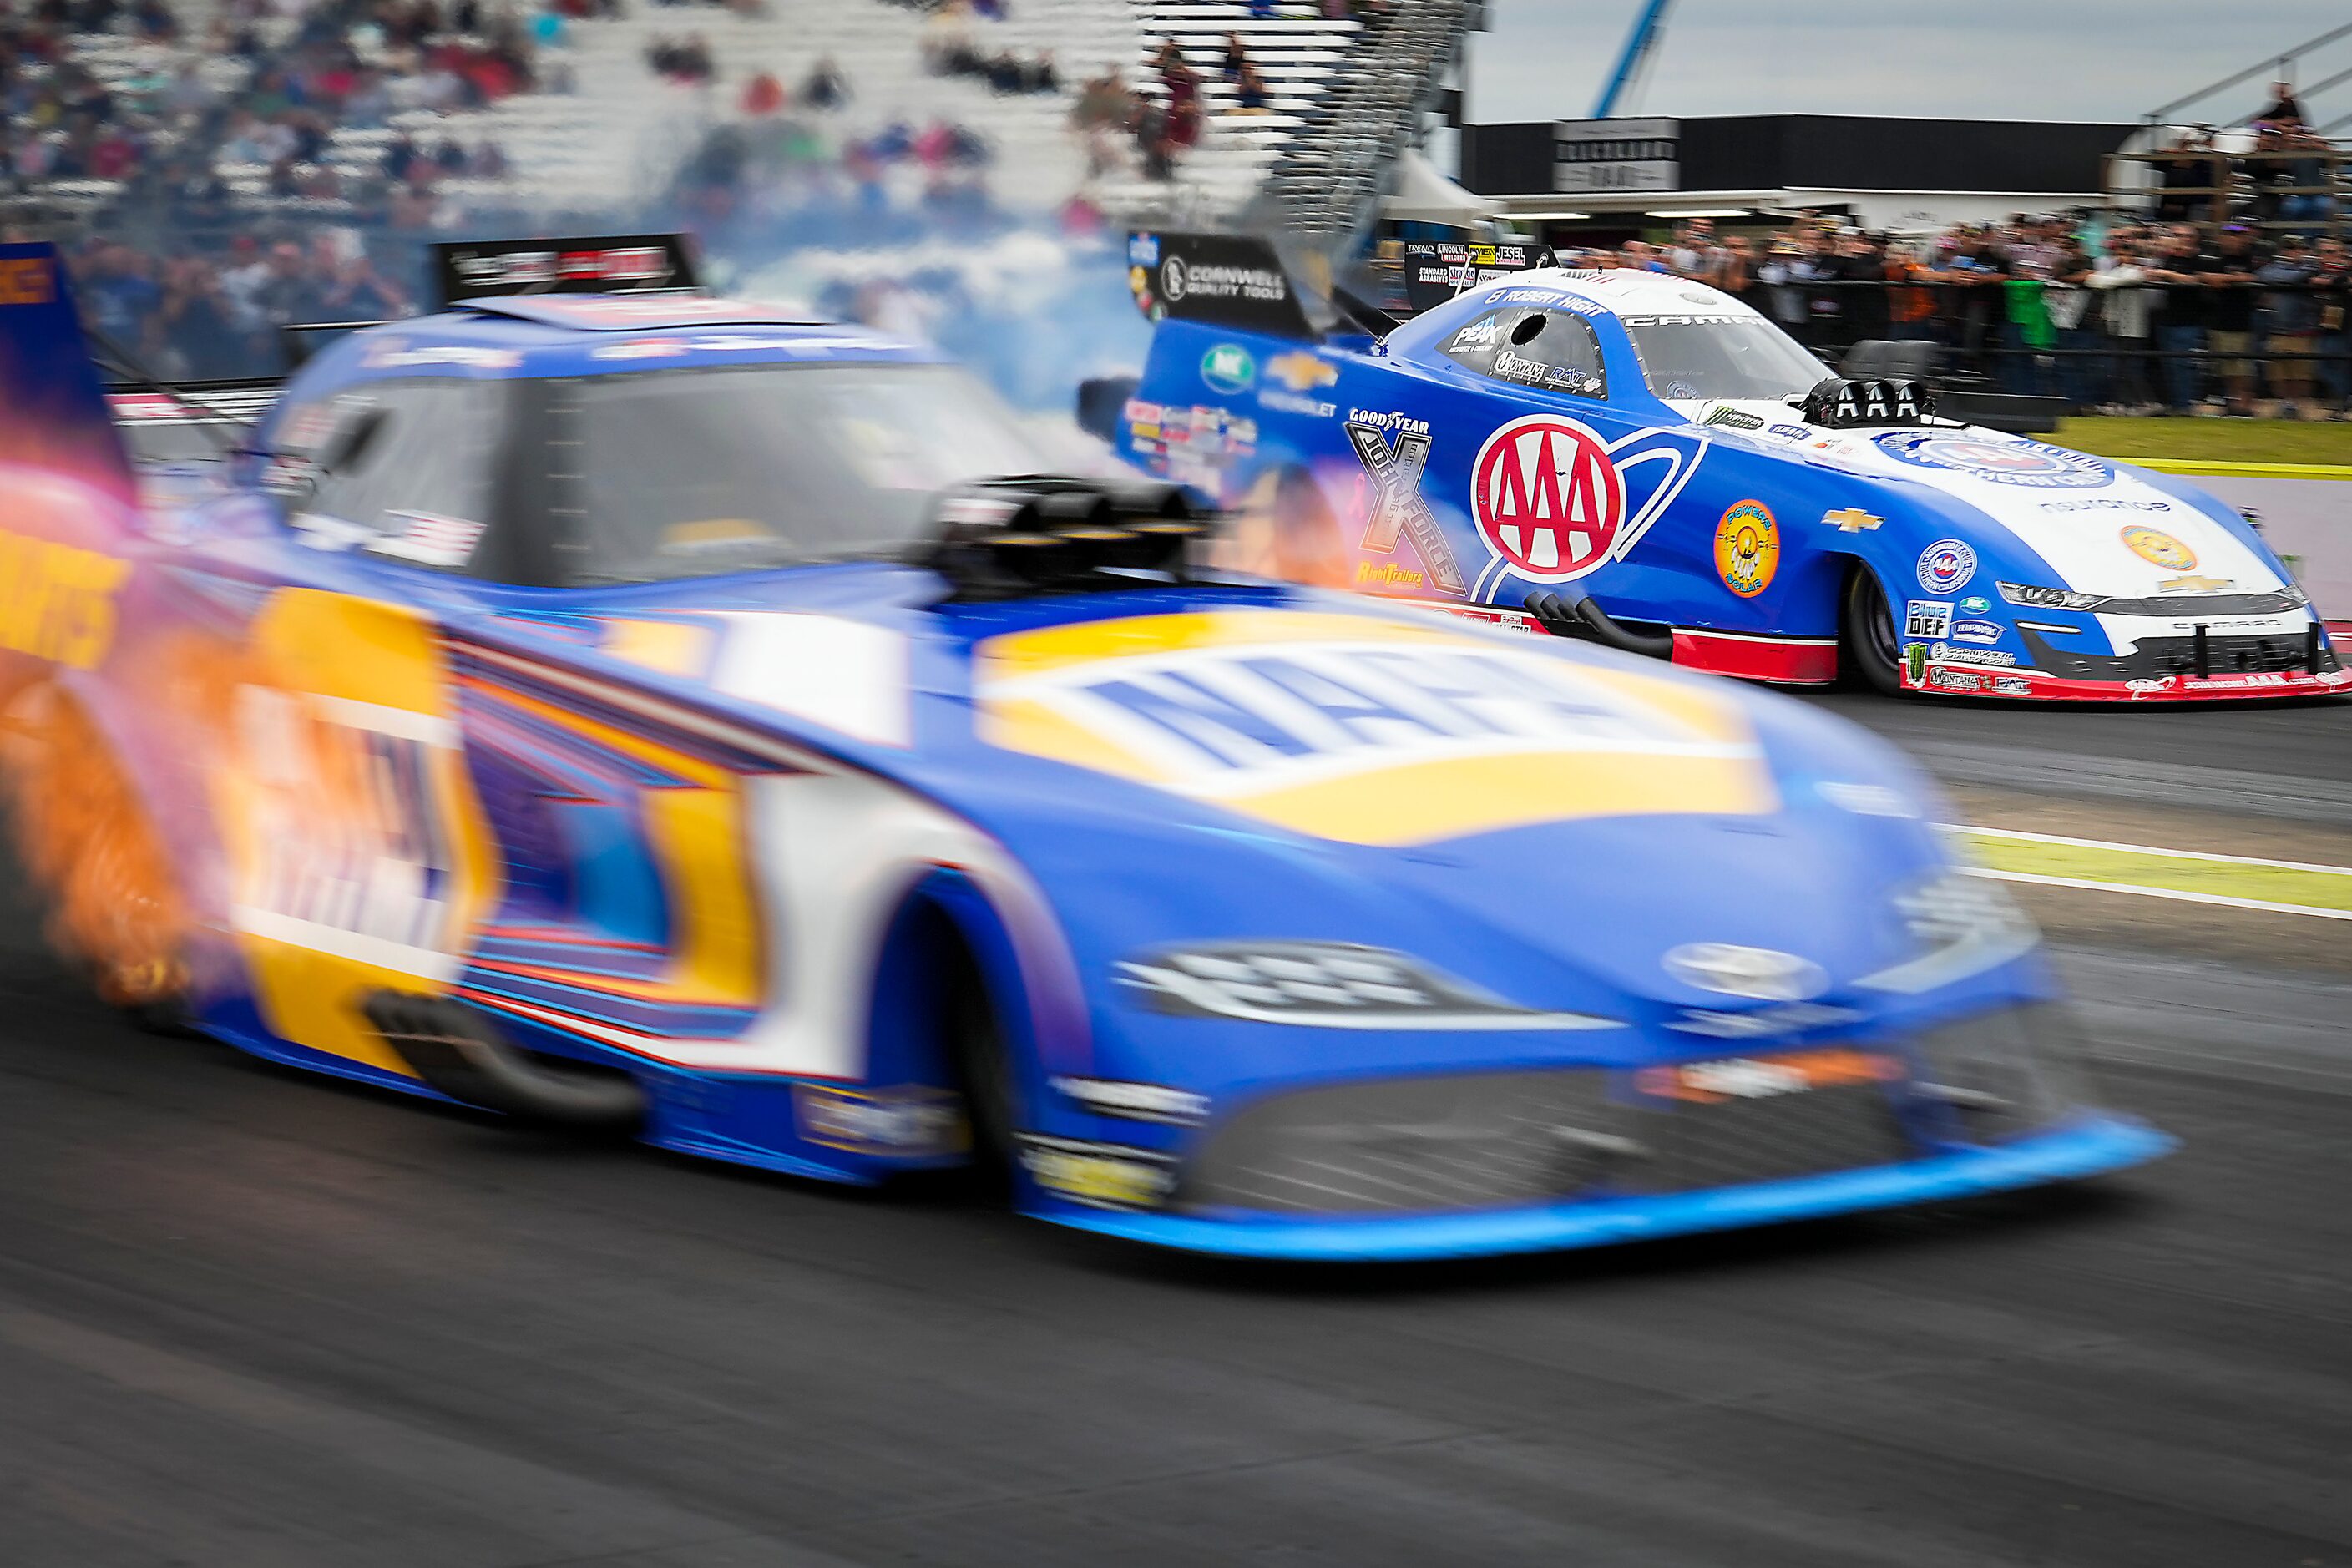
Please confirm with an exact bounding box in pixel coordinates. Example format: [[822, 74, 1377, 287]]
[[1822, 507, 1882, 533]]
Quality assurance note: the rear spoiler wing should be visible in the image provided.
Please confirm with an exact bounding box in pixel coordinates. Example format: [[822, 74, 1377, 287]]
[[1125, 230, 1316, 340], [1124, 230, 1559, 341], [431, 232, 701, 308], [1384, 240, 1557, 317], [0, 241, 137, 503]]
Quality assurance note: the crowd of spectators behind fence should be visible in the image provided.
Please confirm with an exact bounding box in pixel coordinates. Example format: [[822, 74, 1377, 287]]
[[1550, 207, 2352, 418]]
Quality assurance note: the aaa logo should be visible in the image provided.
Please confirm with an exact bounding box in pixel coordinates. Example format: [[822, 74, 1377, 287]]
[[1713, 500, 1778, 599], [1470, 415, 1624, 582]]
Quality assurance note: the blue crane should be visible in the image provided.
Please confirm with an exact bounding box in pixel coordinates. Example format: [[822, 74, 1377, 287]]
[[1591, 0, 1675, 119]]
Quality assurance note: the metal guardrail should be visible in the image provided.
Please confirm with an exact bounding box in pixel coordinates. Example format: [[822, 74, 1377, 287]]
[[1268, 0, 1468, 240]]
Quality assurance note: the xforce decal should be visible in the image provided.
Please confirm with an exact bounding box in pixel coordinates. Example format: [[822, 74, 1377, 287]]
[[1344, 420, 1464, 594], [1467, 417, 1705, 594]]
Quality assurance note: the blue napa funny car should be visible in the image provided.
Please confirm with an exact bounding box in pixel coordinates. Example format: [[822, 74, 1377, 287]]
[[1095, 231, 2345, 704], [0, 235, 2166, 1262]]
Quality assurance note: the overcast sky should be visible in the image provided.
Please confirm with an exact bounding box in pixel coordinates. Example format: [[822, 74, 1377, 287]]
[[1467, 1, 2350, 128]]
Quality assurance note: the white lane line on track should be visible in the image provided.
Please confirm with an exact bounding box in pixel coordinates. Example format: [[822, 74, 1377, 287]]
[[1964, 867, 2352, 923], [1960, 826, 2352, 878]]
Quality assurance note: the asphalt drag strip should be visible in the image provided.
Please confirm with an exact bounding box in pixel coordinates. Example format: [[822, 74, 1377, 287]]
[[0, 692, 2347, 1565]]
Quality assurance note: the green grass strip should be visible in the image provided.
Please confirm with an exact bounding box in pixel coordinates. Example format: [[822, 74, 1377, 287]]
[[1956, 827, 2352, 917]]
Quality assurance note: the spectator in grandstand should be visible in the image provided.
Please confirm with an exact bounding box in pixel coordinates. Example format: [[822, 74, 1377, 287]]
[[2204, 224, 2265, 414], [77, 241, 162, 346], [802, 56, 849, 109], [1222, 32, 1251, 80], [2144, 225, 2210, 410], [2087, 231, 2161, 412], [2309, 236, 2352, 409], [1665, 217, 1714, 276], [741, 70, 786, 116], [159, 256, 242, 378], [1712, 234, 1756, 301], [2154, 129, 2218, 225], [2256, 78, 2305, 127], [1232, 58, 1269, 113], [2257, 233, 2319, 412]]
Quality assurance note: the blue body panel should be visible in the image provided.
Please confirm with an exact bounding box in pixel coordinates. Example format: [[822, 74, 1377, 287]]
[[0, 255, 2173, 1258], [1114, 266, 2341, 701]]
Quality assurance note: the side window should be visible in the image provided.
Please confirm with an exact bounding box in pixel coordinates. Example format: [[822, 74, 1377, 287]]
[[1440, 307, 1607, 400], [281, 380, 504, 574]]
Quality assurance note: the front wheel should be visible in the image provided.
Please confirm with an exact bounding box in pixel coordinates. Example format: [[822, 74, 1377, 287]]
[[1841, 564, 1909, 696]]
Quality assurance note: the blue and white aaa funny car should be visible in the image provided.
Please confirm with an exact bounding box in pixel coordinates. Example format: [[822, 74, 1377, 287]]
[[0, 235, 2164, 1264], [1104, 232, 2344, 703]]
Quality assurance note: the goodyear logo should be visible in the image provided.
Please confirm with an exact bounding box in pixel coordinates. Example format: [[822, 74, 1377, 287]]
[[975, 611, 1771, 846], [0, 531, 128, 667], [0, 256, 56, 306]]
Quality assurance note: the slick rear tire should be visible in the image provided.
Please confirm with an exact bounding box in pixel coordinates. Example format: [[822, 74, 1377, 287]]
[[938, 920, 1019, 1201], [1842, 564, 1908, 696]]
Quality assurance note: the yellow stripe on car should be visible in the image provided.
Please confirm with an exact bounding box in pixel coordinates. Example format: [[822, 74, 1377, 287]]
[[1954, 826, 2352, 922]]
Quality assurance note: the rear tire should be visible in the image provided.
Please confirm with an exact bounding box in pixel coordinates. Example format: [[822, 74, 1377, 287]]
[[1841, 564, 1909, 696]]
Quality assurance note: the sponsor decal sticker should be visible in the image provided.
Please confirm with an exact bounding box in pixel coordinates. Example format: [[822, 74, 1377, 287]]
[[0, 255, 57, 304], [1266, 351, 1338, 392], [0, 531, 127, 668], [1917, 538, 1977, 594], [974, 611, 1771, 845], [1018, 1135, 1175, 1210], [1449, 316, 1502, 351], [1712, 499, 1779, 598], [1952, 618, 2003, 645], [1258, 389, 1337, 418], [1661, 943, 1826, 1002], [1904, 599, 1954, 640], [1905, 642, 1929, 682], [1469, 414, 1622, 581], [1129, 233, 1161, 266], [1201, 342, 1256, 394], [2120, 524, 2196, 571], [1875, 432, 2111, 488], [1703, 406, 1765, 431], [2161, 574, 2233, 592], [1930, 665, 1984, 691], [1050, 1075, 1210, 1125], [1637, 1048, 1899, 1101], [366, 510, 485, 568], [1934, 645, 2016, 667], [1346, 419, 1464, 594], [1994, 675, 2033, 695], [795, 1085, 965, 1156], [1959, 594, 1991, 615]]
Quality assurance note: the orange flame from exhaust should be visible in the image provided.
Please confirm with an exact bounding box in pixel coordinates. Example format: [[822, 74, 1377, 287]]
[[1, 680, 190, 1005]]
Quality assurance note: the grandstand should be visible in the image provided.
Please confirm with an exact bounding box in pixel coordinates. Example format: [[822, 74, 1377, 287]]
[[3, 0, 1464, 235]]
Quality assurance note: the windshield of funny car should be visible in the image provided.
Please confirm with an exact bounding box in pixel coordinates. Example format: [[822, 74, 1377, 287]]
[[1620, 313, 1833, 402], [567, 362, 1044, 582]]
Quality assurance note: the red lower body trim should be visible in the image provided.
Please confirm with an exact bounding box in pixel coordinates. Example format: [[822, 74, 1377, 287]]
[[1899, 661, 2352, 701], [1671, 629, 1840, 685]]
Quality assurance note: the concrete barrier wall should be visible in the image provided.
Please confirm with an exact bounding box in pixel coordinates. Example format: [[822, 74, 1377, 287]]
[[2140, 460, 2352, 623]]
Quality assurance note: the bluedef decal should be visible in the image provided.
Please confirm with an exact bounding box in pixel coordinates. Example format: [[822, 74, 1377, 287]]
[[1345, 420, 1464, 594]]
